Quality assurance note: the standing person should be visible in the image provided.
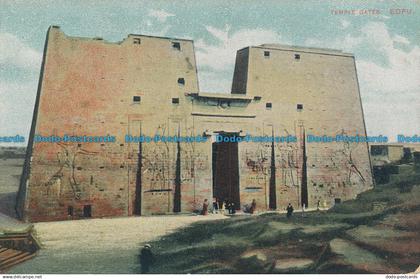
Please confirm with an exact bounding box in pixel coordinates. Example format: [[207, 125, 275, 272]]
[[302, 203, 306, 217], [201, 199, 209, 215], [212, 197, 219, 214], [317, 200, 320, 211], [250, 199, 257, 214], [224, 200, 230, 214], [286, 203, 294, 219], [220, 200, 225, 214], [140, 244, 155, 274], [230, 201, 236, 214]]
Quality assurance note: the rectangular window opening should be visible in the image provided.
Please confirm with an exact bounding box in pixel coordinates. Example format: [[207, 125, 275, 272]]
[[172, 42, 181, 51], [177, 78, 185, 85], [133, 38, 141, 44], [295, 54, 301, 60], [266, 102, 272, 109], [297, 104, 303, 110], [133, 96, 141, 103], [264, 51, 270, 57], [172, 98, 180, 104]]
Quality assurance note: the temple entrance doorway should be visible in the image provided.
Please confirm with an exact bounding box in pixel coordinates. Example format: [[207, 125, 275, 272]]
[[212, 133, 240, 210]]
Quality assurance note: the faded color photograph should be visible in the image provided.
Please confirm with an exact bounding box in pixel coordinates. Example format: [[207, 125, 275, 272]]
[[0, 0, 419, 276]]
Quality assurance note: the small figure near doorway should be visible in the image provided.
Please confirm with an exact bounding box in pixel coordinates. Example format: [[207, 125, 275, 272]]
[[250, 199, 257, 214], [317, 200, 321, 211], [302, 203, 306, 217], [226, 200, 236, 214], [220, 200, 226, 214], [201, 199, 209, 215], [286, 203, 294, 219], [140, 244, 155, 274], [224, 200, 229, 214], [230, 201, 236, 214], [212, 197, 219, 214]]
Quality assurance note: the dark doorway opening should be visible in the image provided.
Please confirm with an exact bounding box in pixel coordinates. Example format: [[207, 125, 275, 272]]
[[83, 205, 92, 218], [212, 133, 240, 210]]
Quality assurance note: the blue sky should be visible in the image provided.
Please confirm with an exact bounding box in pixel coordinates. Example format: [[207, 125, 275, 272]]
[[0, 0, 419, 145]]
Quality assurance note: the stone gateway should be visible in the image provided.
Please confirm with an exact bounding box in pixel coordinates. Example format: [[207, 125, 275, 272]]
[[16, 26, 373, 222]]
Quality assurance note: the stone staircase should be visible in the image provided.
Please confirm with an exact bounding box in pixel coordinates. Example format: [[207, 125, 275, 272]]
[[0, 232, 38, 273]]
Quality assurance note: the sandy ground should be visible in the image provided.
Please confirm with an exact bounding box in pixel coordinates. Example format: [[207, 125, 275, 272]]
[[0, 212, 31, 234], [10, 214, 227, 273], [0, 158, 228, 273]]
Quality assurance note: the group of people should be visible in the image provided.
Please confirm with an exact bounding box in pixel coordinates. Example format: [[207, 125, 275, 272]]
[[201, 198, 239, 215], [201, 198, 258, 215], [201, 198, 313, 218]]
